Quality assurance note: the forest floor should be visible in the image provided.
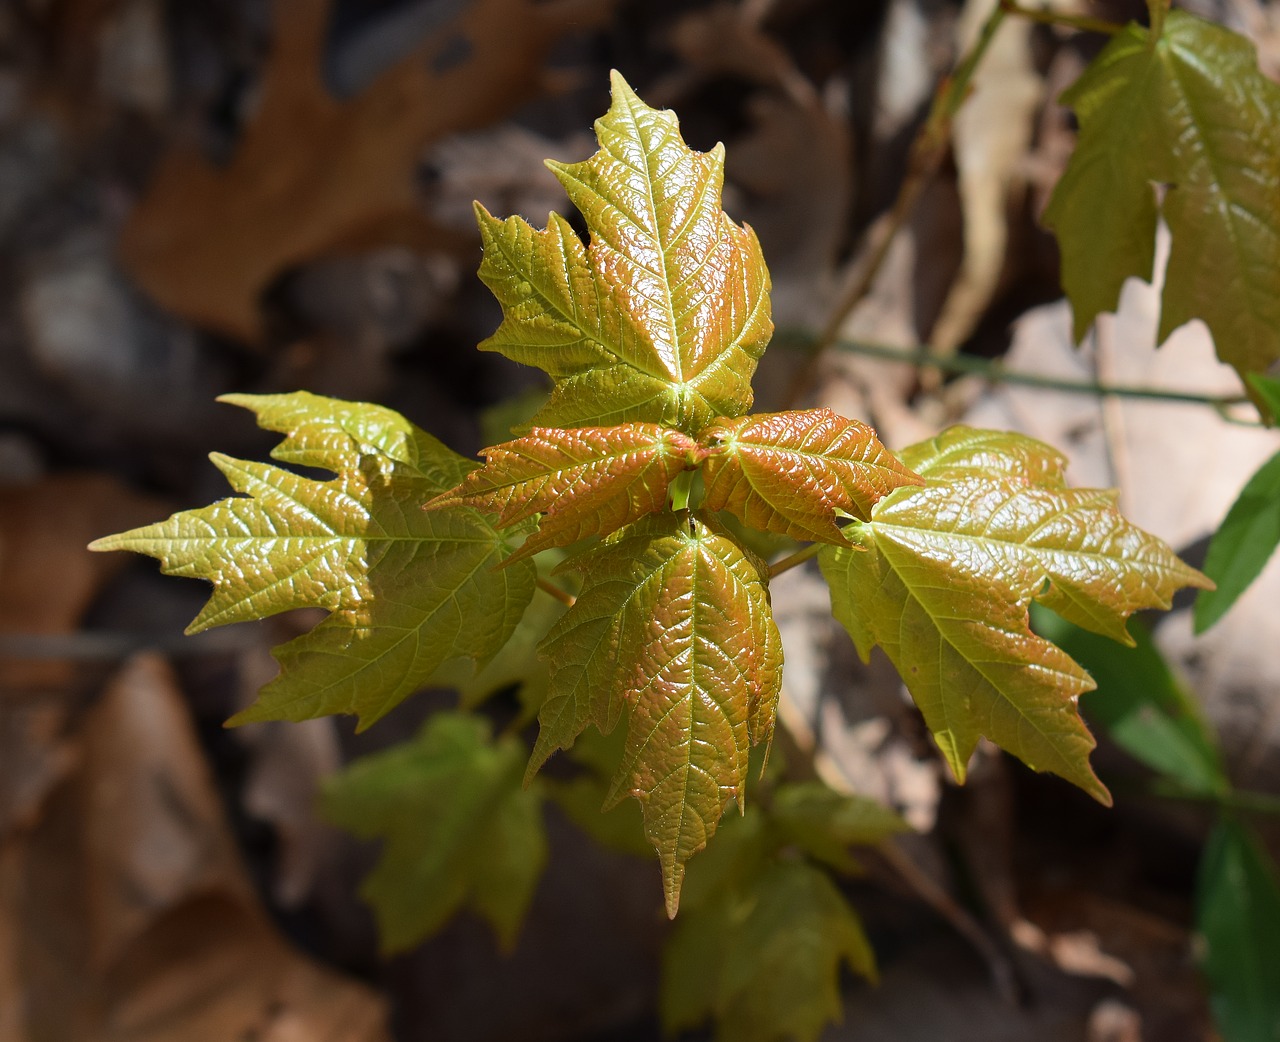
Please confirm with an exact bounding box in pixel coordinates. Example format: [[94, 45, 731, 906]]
[[3, 1, 1280, 1040]]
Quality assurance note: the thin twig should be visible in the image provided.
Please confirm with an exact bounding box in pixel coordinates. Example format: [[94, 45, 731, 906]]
[[784, 2, 1009, 407], [777, 330, 1256, 412], [1147, 779, 1280, 818], [1000, 0, 1125, 35]]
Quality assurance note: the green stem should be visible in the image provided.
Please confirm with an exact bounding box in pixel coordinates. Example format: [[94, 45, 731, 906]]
[[777, 330, 1254, 412], [1147, 779, 1280, 819], [1146, 0, 1170, 38], [536, 577, 576, 608], [670, 470, 694, 512], [768, 542, 824, 578], [1000, 0, 1125, 35], [784, 1, 1008, 407]]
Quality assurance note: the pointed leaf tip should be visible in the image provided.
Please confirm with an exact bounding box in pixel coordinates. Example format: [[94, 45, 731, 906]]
[[822, 425, 1203, 803], [532, 512, 782, 899], [700, 409, 923, 544], [91, 391, 536, 729], [475, 70, 772, 432]]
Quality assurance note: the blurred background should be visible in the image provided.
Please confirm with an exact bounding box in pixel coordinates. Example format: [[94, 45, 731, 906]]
[[3, 0, 1280, 1039]]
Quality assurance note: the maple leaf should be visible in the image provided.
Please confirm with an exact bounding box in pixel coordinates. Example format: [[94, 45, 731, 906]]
[[90, 392, 535, 729], [119, 0, 602, 341], [474, 71, 772, 432], [1043, 10, 1280, 384], [427, 423, 701, 561], [1195, 376, 1280, 632], [700, 408, 923, 544], [663, 860, 876, 1042], [321, 711, 547, 953], [769, 781, 911, 875], [819, 426, 1211, 802], [531, 511, 782, 916]]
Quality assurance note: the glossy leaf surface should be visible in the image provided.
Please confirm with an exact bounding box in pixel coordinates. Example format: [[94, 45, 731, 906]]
[[321, 712, 546, 953], [533, 511, 782, 915], [475, 71, 772, 431], [91, 393, 535, 729], [1197, 820, 1280, 1042], [428, 423, 699, 561], [700, 409, 923, 544], [820, 426, 1210, 802], [1044, 11, 1280, 382], [663, 859, 875, 1042]]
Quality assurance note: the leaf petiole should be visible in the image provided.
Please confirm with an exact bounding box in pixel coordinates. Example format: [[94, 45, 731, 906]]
[[536, 576, 576, 608], [768, 543, 824, 579], [669, 469, 695, 512]]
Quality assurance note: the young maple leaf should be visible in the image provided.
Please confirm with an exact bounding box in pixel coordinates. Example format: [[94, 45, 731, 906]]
[[90, 392, 535, 729], [700, 408, 923, 544], [819, 426, 1211, 802], [474, 70, 772, 432], [321, 711, 546, 953], [663, 860, 876, 1042], [426, 422, 702, 562], [1044, 11, 1280, 385], [531, 511, 782, 917]]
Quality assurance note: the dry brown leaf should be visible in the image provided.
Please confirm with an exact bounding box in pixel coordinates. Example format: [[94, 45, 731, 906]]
[[7, 653, 390, 1042], [119, 0, 606, 342], [0, 702, 78, 841], [0, 473, 166, 692], [241, 717, 342, 907]]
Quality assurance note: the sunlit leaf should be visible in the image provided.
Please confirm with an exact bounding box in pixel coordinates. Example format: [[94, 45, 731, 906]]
[[700, 409, 922, 544], [1044, 11, 1280, 383], [475, 71, 772, 431], [90, 392, 535, 729], [1197, 819, 1280, 1042], [428, 423, 700, 561], [322, 711, 546, 953], [820, 426, 1210, 802], [532, 511, 782, 915]]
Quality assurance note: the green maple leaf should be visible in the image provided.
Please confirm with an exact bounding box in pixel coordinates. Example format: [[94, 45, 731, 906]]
[[770, 781, 911, 875], [321, 711, 547, 953], [475, 70, 772, 432], [90, 392, 535, 729], [701, 408, 923, 544], [531, 511, 782, 916], [1195, 376, 1280, 632], [820, 426, 1211, 802], [663, 859, 876, 1042], [1044, 10, 1280, 383], [427, 422, 701, 561], [663, 784, 905, 1042]]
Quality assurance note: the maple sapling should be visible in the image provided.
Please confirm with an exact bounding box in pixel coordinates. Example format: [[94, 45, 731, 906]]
[[92, 71, 1211, 922]]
